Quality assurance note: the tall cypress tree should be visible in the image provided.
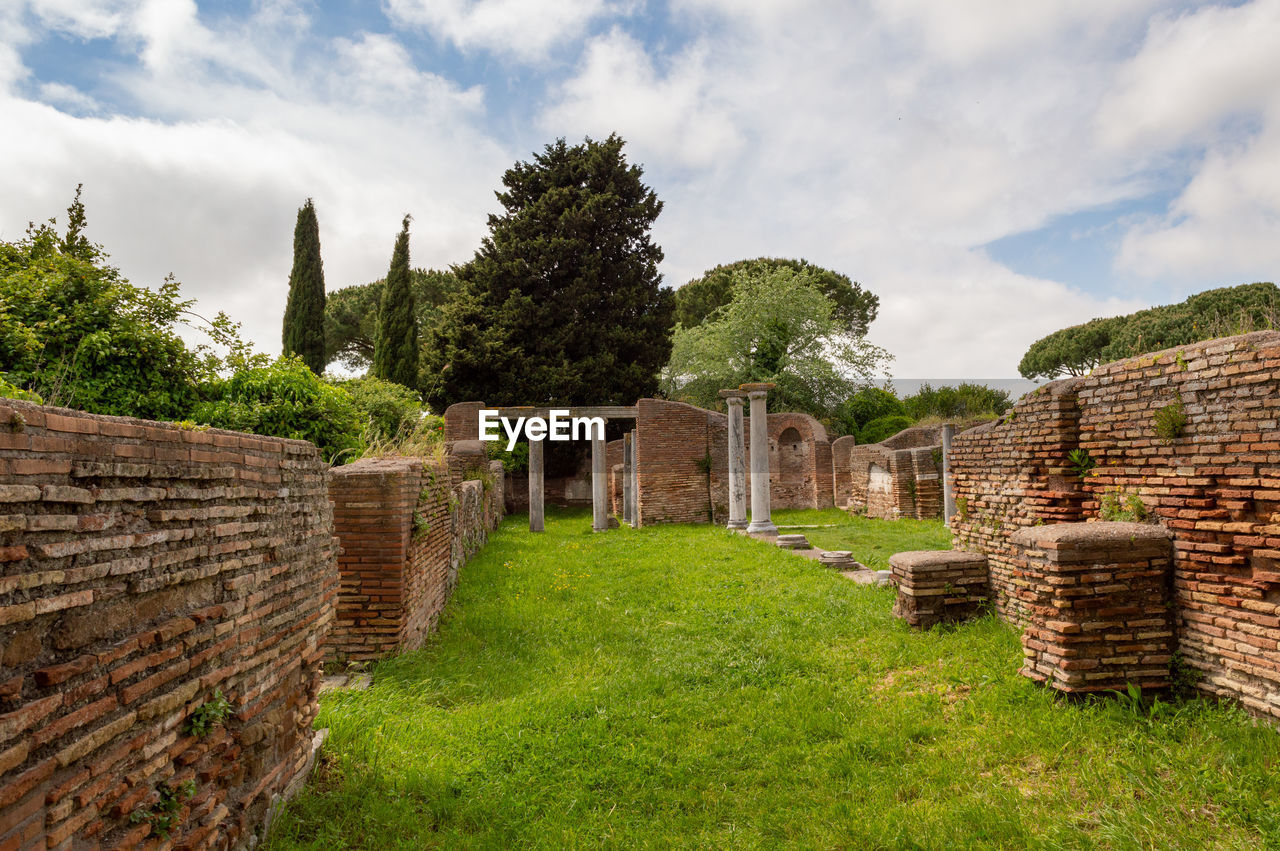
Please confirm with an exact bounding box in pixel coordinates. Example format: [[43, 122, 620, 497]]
[[281, 199, 327, 374], [372, 215, 418, 388]]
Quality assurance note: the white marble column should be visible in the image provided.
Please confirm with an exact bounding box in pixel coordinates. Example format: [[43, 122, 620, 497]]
[[528, 438, 545, 533], [941, 423, 956, 528], [592, 435, 607, 532], [742, 382, 777, 535], [719, 390, 747, 530]]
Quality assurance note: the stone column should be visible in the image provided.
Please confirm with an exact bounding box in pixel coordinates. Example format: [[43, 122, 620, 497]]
[[941, 424, 956, 528], [622, 432, 634, 526], [742, 382, 777, 535], [719, 390, 748, 530], [592, 435, 607, 532], [628, 430, 640, 528], [528, 438, 544, 533]]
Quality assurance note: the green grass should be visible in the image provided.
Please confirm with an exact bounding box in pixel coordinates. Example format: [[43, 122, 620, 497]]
[[269, 509, 1280, 850], [772, 508, 953, 569]]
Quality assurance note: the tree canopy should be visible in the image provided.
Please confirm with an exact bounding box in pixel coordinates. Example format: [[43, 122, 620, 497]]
[[424, 134, 674, 408], [325, 268, 456, 372], [372, 216, 419, 389], [674, 257, 879, 336], [662, 264, 890, 421], [281, 199, 326, 374], [1019, 282, 1280, 380]]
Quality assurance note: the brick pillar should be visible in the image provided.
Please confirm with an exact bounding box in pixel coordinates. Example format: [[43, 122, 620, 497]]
[[1010, 522, 1175, 694]]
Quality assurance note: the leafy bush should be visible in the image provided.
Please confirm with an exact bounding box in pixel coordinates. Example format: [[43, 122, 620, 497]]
[[193, 356, 363, 463], [903, 382, 1013, 421], [486, 439, 529, 472], [859, 415, 913, 444], [0, 374, 41, 403], [0, 190, 233, 420], [833, 387, 905, 437], [329, 376, 423, 443]]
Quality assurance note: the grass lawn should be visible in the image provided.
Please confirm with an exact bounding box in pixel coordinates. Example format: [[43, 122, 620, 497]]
[[771, 508, 953, 569], [269, 509, 1280, 849]]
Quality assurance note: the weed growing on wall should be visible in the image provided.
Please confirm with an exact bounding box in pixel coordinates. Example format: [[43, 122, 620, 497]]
[[1154, 399, 1188, 443], [1100, 488, 1148, 523], [131, 780, 197, 839], [186, 690, 231, 738], [1067, 448, 1096, 478]]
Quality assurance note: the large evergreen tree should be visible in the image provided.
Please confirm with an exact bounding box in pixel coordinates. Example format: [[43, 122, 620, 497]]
[[281, 198, 326, 374], [425, 134, 674, 408], [372, 215, 418, 388], [325, 268, 456, 371]]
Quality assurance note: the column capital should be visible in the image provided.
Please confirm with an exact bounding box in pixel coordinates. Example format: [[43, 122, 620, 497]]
[[739, 382, 776, 394], [719, 389, 746, 407]]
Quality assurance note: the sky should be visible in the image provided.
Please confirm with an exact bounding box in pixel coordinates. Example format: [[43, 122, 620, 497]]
[[2, 0, 1279, 378]]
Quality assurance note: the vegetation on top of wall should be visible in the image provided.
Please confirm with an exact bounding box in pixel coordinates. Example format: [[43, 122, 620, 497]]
[[0, 187, 238, 420], [1099, 488, 1149, 523], [1019, 281, 1280, 380], [902, 382, 1013, 422], [328, 376, 424, 444], [858, 415, 914, 445], [193, 355, 363, 463]]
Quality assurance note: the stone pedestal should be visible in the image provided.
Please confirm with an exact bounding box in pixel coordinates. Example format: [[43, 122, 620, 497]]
[[742, 382, 777, 535], [719, 390, 748, 529], [890, 550, 989, 628], [1010, 522, 1174, 694], [528, 438, 544, 533]]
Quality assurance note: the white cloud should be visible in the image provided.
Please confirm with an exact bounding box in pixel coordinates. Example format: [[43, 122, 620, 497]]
[[541, 29, 742, 169], [0, 3, 512, 360], [1103, 0, 1280, 283], [385, 0, 611, 62]]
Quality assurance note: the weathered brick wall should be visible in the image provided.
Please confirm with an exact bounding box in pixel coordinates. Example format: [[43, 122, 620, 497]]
[[951, 331, 1280, 719], [844, 426, 948, 521], [890, 550, 989, 629], [635, 399, 712, 526], [831, 435, 857, 509], [0, 400, 335, 849], [328, 457, 504, 664]]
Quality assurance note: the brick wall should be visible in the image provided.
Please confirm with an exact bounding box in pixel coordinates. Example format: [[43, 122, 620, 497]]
[[0, 400, 335, 849], [328, 457, 504, 664], [635, 399, 712, 526], [950, 331, 1280, 720]]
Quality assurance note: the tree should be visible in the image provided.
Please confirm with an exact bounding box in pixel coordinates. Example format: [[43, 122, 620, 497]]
[[0, 192, 230, 420], [281, 199, 327, 374], [674, 257, 879, 335], [424, 134, 674, 407], [325, 268, 457, 371], [1018, 282, 1280, 379], [832, 386, 906, 437], [662, 264, 891, 421], [372, 216, 419, 389]]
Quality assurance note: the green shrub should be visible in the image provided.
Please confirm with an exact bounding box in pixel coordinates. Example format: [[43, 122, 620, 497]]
[[833, 387, 905, 437], [859, 414, 913, 444], [193, 356, 363, 463], [330, 376, 423, 443], [902, 382, 1013, 421], [0, 374, 40, 403], [1154, 399, 1187, 442], [0, 192, 231, 420], [486, 439, 529, 472]]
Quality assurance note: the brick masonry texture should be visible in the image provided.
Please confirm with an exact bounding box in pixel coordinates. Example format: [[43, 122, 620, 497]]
[[1010, 523, 1175, 693], [328, 457, 504, 664], [0, 399, 336, 850], [950, 331, 1280, 719], [842, 426, 956, 520], [890, 550, 989, 629]]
